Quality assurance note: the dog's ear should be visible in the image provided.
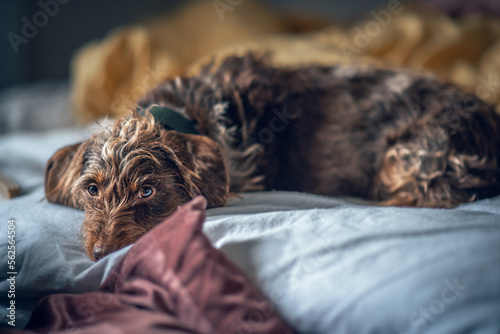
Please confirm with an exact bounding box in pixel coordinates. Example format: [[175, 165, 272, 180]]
[[45, 142, 87, 209], [167, 132, 229, 208]]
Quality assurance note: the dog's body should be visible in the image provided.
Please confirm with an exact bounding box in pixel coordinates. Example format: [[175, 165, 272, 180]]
[[46, 55, 500, 260], [139, 55, 500, 206]]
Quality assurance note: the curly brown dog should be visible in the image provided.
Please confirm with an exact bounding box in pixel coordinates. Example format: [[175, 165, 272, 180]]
[[45, 54, 500, 260]]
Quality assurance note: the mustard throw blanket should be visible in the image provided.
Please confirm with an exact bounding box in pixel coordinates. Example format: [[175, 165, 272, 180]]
[[71, 1, 500, 121]]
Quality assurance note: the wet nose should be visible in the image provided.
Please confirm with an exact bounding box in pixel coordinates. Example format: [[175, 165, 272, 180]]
[[92, 245, 115, 261]]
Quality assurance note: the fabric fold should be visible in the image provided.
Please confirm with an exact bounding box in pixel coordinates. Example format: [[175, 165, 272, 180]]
[[8, 196, 292, 334]]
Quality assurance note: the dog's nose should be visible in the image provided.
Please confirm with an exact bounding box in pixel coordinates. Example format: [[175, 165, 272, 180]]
[[92, 245, 113, 261]]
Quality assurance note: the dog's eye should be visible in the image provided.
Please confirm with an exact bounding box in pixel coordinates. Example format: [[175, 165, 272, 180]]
[[88, 185, 99, 196], [139, 186, 154, 199]]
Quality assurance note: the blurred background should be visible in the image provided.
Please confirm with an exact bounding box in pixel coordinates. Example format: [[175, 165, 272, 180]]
[[0, 0, 398, 88], [1, 0, 499, 134]]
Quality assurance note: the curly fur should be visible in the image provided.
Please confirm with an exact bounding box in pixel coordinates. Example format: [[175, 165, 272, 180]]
[[45, 110, 228, 260], [139, 54, 500, 207], [46, 54, 500, 260]]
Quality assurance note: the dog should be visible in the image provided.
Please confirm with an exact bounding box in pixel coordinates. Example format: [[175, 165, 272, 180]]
[[45, 54, 500, 260]]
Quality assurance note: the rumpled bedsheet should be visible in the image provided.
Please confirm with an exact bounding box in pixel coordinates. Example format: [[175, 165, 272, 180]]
[[2, 127, 500, 333]]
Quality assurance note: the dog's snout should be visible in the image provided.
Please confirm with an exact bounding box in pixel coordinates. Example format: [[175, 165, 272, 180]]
[[92, 244, 115, 261]]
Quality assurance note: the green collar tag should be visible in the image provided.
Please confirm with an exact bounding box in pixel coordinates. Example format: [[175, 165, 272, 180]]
[[147, 106, 199, 135]]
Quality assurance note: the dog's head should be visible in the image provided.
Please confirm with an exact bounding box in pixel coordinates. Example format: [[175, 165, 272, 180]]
[[45, 111, 228, 261]]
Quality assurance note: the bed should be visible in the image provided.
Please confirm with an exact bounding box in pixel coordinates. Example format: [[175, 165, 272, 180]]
[[1, 83, 500, 333]]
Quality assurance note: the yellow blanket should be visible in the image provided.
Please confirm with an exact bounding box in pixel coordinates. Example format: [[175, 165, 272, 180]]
[[71, 1, 500, 121]]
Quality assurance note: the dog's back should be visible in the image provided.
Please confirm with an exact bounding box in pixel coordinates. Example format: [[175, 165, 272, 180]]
[[139, 54, 500, 207]]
